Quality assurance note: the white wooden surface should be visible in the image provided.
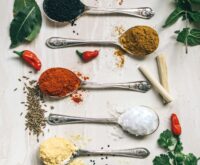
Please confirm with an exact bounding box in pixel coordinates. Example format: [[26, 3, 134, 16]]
[[0, 0, 200, 164]]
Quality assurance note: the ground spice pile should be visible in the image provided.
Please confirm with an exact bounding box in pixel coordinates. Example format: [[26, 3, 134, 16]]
[[39, 68, 81, 97], [119, 26, 159, 57], [43, 0, 85, 22], [39, 137, 77, 165]]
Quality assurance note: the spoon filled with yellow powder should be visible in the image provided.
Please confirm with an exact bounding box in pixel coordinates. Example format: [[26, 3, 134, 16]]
[[39, 137, 150, 165], [46, 26, 159, 58]]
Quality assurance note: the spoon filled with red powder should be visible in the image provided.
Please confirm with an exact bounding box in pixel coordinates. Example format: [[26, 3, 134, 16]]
[[38, 67, 151, 98]]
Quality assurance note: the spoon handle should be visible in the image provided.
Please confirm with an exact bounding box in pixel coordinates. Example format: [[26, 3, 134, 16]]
[[78, 148, 150, 159], [47, 114, 117, 125], [85, 6, 154, 19], [81, 81, 151, 93], [46, 37, 117, 49]]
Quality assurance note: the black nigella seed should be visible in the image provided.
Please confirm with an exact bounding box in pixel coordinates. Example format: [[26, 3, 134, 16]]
[[43, 0, 85, 22]]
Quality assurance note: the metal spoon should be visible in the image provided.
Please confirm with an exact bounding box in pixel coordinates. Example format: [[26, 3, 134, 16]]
[[47, 106, 159, 136], [39, 68, 151, 98], [60, 147, 150, 165], [44, 80, 151, 98], [46, 26, 158, 57], [43, 0, 155, 23]]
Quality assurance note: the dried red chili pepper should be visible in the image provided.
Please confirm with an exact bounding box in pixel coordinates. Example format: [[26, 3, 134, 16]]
[[171, 113, 182, 136], [76, 50, 99, 62], [14, 50, 42, 71]]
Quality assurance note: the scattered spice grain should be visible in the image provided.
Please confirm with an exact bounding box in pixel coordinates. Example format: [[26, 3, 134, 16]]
[[19, 76, 50, 141], [71, 92, 83, 104], [24, 83, 47, 140], [114, 49, 125, 68]]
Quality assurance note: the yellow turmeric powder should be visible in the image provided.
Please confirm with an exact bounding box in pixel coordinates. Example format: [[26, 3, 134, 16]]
[[39, 137, 78, 165], [119, 26, 159, 58]]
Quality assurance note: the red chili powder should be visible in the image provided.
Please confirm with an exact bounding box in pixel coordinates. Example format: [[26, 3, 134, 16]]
[[69, 72, 90, 104], [38, 68, 81, 97], [76, 71, 89, 81], [71, 92, 83, 103]]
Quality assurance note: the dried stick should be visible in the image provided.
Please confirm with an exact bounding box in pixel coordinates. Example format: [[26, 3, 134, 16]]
[[156, 55, 169, 104], [139, 66, 173, 104]]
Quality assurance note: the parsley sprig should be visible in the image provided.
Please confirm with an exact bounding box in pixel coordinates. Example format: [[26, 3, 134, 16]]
[[153, 129, 200, 165], [164, 0, 200, 53]]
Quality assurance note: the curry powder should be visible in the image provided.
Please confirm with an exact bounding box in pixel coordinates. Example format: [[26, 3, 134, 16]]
[[119, 26, 159, 57]]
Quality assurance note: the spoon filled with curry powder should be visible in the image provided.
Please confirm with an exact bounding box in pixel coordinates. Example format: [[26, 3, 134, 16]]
[[46, 26, 159, 58], [38, 68, 151, 98]]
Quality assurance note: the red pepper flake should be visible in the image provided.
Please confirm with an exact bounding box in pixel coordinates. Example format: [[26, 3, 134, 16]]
[[75, 72, 90, 81], [71, 91, 83, 104], [68, 72, 90, 104]]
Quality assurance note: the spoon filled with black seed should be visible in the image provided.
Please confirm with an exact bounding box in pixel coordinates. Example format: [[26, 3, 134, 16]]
[[43, 0, 155, 23]]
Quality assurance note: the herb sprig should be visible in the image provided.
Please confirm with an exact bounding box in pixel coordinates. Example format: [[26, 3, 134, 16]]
[[153, 129, 200, 165], [163, 0, 200, 52]]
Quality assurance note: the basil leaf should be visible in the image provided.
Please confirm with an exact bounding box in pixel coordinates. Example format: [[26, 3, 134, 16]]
[[188, 11, 200, 23], [13, 0, 36, 15], [10, 4, 42, 48], [177, 28, 200, 46], [163, 7, 185, 28]]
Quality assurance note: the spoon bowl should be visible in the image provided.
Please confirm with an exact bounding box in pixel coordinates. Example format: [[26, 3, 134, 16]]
[[47, 106, 159, 136], [43, 0, 155, 23]]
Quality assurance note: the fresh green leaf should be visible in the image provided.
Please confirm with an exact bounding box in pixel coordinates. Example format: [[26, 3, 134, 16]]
[[174, 152, 185, 163], [163, 7, 185, 28], [190, 0, 200, 4], [188, 11, 200, 23], [184, 153, 198, 165], [13, 0, 36, 15], [10, 3, 42, 48], [177, 0, 192, 11], [158, 130, 177, 150], [13, 0, 40, 41], [177, 28, 200, 46], [153, 154, 171, 165], [174, 137, 183, 153]]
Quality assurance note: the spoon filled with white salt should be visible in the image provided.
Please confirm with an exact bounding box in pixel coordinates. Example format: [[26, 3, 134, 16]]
[[47, 106, 159, 136]]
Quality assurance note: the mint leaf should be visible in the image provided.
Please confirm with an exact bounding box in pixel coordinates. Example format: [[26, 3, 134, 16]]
[[184, 153, 199, 165], [163, 7, 185, 28], [153, 154, 171, 165], [158, 130, 177, 150], [188, 11, 200, 23], [177, 28, 200, 46]]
